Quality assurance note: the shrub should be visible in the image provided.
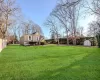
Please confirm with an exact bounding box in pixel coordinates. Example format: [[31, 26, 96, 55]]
[[40, 40, 47, 45]]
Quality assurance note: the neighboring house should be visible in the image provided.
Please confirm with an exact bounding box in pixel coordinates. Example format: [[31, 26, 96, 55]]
[[20, 32, 44, 45], [7, 35, 19, 44], [46, 37, 96, 46]]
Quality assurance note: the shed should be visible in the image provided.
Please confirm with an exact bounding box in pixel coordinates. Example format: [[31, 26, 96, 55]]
[[84, 40, 91, 46]]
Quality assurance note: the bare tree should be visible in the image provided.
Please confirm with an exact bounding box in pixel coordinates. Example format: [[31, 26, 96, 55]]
[[51, 3, 70, 45], [88, 21, 100, 47], [33, 23, 43, 35], [96, 22, 100, 47], [88, 21, 98, 37], [78, 26, 84, 37], [8, 20, 20, 43], [22, 21, 31, 35], [83, 0, 100, 16], [67, 0, 82, 45], [50, 0, 83, 45], [84, 0, 100, 48], [21, 20, 43, 36], [44, 16, 60, 45], [0, 0, 20, 39]]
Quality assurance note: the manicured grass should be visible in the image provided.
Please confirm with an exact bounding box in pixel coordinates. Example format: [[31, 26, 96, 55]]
[[0, 45, 100, 80]]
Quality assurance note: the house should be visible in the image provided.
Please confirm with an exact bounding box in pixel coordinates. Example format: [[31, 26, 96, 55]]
[[7, 35, 19, 44], [20, 32, 45, 46]]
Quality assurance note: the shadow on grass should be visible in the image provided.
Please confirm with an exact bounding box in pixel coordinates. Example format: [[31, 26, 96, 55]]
[[33, 52, 100, 80]]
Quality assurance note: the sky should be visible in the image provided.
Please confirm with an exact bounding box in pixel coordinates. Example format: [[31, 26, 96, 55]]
[[17, 0, 57, 38], [16, 0, 96, 38]]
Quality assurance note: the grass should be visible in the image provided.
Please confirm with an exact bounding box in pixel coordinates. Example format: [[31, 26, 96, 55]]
[[0, 45, 100, 80]]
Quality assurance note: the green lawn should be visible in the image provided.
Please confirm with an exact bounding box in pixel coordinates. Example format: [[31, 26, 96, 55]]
[[0, 45, 100, 80]]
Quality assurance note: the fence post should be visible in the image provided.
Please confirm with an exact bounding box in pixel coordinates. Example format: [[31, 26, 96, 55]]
[[0, 39, 2, 52]]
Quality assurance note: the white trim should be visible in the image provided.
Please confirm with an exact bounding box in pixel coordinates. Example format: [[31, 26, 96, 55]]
[[28, 35, 32, 41]]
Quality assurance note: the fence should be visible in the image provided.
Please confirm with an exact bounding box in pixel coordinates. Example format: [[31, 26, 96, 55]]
[[0, 39, 7, 52]]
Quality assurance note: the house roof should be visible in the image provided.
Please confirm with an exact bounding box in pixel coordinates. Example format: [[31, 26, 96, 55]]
[[32, 32, 37, 34]]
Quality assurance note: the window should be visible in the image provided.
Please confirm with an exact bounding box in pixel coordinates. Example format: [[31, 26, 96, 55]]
[[37, 37, 39, 41], [28, 36, 32, 41]]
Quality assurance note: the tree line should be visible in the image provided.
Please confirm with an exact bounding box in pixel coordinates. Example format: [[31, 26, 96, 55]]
[[44, 0, 100, 48]]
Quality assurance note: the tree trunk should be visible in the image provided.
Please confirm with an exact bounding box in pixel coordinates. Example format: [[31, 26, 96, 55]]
[[66, 30, 69, 45], [67, 38, 69, 45], [57, 38, 59, 45], [96, 34, 100, 48], [1, 35, 5, 50], [73, 36, 76, 45], [57, 35, 59, 45], [98, 40, 100, 48]]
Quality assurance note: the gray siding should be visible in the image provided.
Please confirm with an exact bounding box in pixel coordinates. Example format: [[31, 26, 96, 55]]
[[20, 32, 41, 45]]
